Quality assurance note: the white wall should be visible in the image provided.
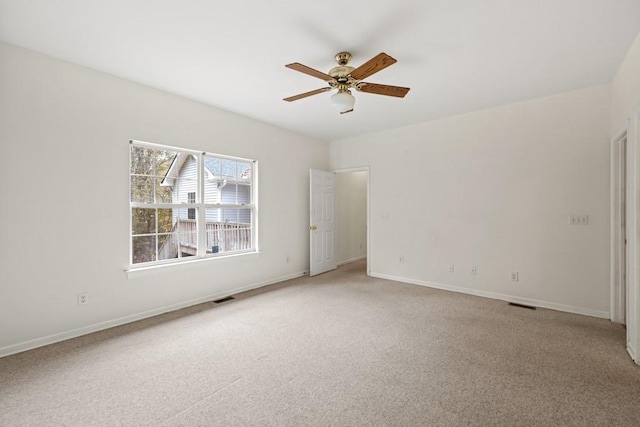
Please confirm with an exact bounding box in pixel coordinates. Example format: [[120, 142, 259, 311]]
[[612, 32, 640, 133], [0, 42, 329, 356], [336, 171, 367, 264], [330, 85, 612, 317]]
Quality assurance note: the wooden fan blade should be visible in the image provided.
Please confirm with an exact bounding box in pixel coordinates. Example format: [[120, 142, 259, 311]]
[[340, 109, 354, 115], [285, 63, 336, 82], [283, 87, 331, 102], [357, 83, 410, 98], [350, 53, 397, 81]]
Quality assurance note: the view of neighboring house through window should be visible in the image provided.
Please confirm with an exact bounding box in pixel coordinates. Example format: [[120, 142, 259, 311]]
[[129, 140, 256, 266], [187, 192, 196, 219]]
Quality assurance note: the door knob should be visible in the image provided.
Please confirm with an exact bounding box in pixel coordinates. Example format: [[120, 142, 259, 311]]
[[310, 225, 318, 230]]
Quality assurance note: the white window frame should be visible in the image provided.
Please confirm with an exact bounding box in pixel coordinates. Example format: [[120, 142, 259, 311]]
[[129, 139, 258, 268]]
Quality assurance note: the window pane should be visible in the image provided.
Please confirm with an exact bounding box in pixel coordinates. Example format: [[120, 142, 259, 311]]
[[158, 209, 174, 233], [132, 208, 156, 235], [238, 184, 251, 205], [202, 157, 252, 205], [158, 234, 178, 261], [155, 179, 173, 203], [132, 235, 156, 264], [237, 207, 252, 224], [206, 209, 252, 253], [130, 146, 154, 175], [155, 150, 176, 176], [221, 159, 235, 179], [204, 156, 221, 204], [204, 214, 221, 253], [237, 162, 251, 182], [220, 208, 252, 225], [204, 157, 221, 177], [220, 184, 237, 205], [178, 232, 198, 257], [217, 182, 251, 206], [131, 176, 154, 203]]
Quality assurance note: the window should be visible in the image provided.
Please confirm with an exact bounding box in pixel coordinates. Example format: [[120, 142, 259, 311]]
[[129, 140, 257, 266], [187, 192, 196, 219]]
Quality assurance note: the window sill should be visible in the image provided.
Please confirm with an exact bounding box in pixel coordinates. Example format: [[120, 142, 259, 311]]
[[125, 250, 262, 279]]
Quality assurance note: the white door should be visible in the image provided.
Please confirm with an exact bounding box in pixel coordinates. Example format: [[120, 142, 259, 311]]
[[310, 169, 337, 276]]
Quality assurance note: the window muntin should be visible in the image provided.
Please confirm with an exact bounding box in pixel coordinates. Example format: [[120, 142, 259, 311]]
[[129, 141, 256, 266]]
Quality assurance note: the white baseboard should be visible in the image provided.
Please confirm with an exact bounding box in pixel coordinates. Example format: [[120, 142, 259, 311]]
[[628, 343, 638, 364], [369, 272, 610, 319], [0, 271, 307, 358], [337, 255, 366, 266]]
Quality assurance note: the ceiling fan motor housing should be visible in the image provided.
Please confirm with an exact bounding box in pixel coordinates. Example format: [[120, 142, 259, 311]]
[[330, 52, 356, 84], [329, 65, 355, 84], [335, 52, 352, 66]]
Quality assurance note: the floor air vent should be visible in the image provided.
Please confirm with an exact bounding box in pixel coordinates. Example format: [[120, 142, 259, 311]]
[[213, 296, 235, 304], [509, 302, 536, 310]]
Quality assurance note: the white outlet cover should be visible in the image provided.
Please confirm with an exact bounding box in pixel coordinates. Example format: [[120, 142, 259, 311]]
[[78, 292, 89, 305]]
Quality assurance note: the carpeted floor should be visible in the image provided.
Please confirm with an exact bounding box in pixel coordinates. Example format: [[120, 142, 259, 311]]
[[1, 260, 639, 426]]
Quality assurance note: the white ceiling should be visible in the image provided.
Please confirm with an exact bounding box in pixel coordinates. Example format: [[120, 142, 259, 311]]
[[1, 0, 640, 141]]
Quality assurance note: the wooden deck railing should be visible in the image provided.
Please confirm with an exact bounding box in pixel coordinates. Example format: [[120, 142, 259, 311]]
[[158, 219, 252, 260]]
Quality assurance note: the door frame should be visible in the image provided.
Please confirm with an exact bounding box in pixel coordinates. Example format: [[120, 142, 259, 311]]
[[612, 111, 640, 364], [628, 111, 640, 364], [610, 130, 627, 324], [334, 166, 370, 276]]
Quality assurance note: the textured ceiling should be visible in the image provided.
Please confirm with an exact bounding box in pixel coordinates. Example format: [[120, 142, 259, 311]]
[[1, 0, 640, 141]]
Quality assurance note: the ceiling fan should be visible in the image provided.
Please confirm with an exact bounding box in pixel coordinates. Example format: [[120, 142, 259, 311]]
[[283, 52, 410, 114]]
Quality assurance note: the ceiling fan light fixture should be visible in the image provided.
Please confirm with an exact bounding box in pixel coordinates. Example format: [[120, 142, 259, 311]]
[[331, 90, 355, 113]]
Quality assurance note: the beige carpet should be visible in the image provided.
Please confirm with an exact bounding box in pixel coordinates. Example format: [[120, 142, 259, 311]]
[[1, 260, 639, 426]]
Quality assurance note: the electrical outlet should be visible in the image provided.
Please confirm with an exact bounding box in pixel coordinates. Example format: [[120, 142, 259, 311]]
[[399, 256, 405, 264], [78, 292, 89, 306], [569, 215, 589, 225], [449, 265, 455, 273], [511, 272, 519, 282], [471, 266, 477, 275]]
